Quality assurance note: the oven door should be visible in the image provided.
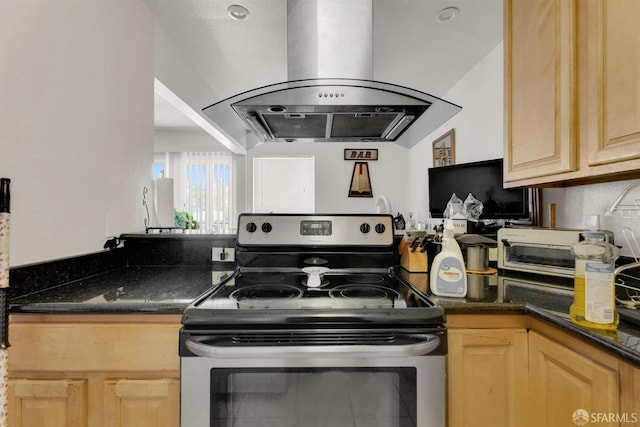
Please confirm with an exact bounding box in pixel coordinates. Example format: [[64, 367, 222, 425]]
[[180, 335, 446, 427], [499, 241, 575, 277]]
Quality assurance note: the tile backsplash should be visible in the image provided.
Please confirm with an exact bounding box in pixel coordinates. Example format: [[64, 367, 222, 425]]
[[542, 178, 640, 258]]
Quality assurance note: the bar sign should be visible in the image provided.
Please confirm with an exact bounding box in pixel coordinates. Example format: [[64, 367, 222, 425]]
[[344, 149, 378, 161]]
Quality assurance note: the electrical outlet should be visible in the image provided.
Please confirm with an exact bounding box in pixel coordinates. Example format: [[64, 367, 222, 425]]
[[212, 247, 235, 262]]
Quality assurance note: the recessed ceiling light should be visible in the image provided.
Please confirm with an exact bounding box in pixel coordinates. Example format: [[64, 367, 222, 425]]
[[228, 4, 249, 21], [435, 7, 459, 24]]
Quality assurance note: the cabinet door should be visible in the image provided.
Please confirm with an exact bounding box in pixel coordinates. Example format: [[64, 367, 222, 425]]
[[582, 0, 640, 167], [447, 329, 529, 427], [8, 379, 87, 427], [529, 331, 619, 427], [504, 0, 577, 182], [619, 361, 640, 425], [103, 379, 179, 427]]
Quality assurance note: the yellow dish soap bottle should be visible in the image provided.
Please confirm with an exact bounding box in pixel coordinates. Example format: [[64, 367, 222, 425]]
[[570, 231, 619, 331]]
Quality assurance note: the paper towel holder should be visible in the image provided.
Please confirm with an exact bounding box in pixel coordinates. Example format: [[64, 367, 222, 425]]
[[143, 185, 185, 233]]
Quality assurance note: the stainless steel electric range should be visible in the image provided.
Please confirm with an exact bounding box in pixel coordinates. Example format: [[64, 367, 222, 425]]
[[180, 213, 447, 427]]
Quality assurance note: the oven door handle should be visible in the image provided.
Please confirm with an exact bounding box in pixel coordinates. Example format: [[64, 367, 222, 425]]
[[184, 334, 441, 358]]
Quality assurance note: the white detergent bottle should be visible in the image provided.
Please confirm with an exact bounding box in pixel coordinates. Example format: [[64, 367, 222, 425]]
[[430, 219, 467, 297]]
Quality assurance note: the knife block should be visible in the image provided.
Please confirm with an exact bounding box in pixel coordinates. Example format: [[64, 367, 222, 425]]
[[398, 234, 428, 272]]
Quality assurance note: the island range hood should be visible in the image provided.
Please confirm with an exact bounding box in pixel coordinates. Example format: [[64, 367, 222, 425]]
[[202, 0, 462, 149]]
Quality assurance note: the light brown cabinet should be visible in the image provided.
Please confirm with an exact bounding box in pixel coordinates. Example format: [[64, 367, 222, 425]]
[[447, 328, 529, 427], [8, 379, 87, 427], [504, 0, 577, 184], [9, 313, 639, 427], [7, 314, 182, 427], [504, 0, 640, 187], [447, 314, 640, 427], [620, 361, 640, 424], [102, 379, 179, 427], [529, 331, 619, 427]]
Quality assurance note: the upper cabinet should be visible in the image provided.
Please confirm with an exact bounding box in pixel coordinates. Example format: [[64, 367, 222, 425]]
[[504, 0, 640, 187]]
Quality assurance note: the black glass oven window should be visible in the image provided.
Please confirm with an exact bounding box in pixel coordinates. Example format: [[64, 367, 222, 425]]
[[210, 368, 417, 427]]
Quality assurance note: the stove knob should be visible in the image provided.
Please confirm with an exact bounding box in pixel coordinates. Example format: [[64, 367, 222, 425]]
[[360, 223, 371, 234], [245, 222, 257, 233], [261, 222, 273, 233], [375, 223, 386, 234]]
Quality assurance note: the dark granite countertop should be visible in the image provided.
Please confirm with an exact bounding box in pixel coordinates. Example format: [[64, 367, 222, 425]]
[[120, 231, 237, 239], [9, 265, 640, 366], [399, 270, 640, 367], [10, 266, 233, 314]]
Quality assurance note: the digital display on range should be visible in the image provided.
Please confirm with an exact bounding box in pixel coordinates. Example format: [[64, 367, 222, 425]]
[[300, 220, 332, 236]]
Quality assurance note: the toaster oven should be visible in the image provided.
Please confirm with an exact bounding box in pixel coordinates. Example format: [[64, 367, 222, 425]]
[[497, 228, 584, 278]]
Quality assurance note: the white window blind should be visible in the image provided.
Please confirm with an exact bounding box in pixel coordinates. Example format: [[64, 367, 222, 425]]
[[253, 156, 314, 213], [166, 152, 234, 232]]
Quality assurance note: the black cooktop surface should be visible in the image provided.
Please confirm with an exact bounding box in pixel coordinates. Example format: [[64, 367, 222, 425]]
[[197, 270, 431, 309], [182, 269, 445, 328]]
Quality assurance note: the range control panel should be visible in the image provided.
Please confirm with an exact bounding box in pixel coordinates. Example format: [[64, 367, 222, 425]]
[[237, 214, 394, 247]]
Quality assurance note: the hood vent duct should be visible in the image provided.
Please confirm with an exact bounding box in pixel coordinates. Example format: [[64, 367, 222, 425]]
[[202, 0, 462, 149], [287, 0, 373, 81]]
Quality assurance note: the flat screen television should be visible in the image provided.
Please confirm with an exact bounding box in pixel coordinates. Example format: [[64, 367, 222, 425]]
[[428, 159, 532, 222]]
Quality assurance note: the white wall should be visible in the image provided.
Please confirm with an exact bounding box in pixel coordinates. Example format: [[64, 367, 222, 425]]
[[0, 0, 154, 266], [246, 142, 408, 215], [406, 42, 505, 223], [155, 129, 229, 152]]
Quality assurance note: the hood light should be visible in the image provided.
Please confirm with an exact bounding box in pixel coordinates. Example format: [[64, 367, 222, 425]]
[[435, 7, 459, 23], [383, 115, 415, 139], [228, 5, 249, 21]]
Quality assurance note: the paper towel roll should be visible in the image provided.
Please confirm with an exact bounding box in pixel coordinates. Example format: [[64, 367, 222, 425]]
[[155, 177, 174, 228]]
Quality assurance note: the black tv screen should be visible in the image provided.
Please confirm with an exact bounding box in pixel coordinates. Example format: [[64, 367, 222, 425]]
[[428, 159, 531, 220]]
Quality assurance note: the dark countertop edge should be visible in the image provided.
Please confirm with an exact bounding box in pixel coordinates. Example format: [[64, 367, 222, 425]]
[[524, 304, 640, 366], [442, 302, 640, 367], [120, 233, 236, 240], [9, 303, 187, 315]]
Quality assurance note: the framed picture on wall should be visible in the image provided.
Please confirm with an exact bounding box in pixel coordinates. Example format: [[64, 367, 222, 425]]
[[348, 162, 373, 198], [432, 129, 455, 167]]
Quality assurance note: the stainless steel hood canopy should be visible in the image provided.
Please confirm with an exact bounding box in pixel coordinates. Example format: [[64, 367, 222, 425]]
[[202, 0, 462, 149]]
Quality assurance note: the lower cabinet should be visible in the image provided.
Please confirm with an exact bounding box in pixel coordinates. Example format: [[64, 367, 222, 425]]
[[102, 379, 179, 427], [8, 379, 87, 427], [447, 328, 528, 427], [529, 331, 620, 427], [9, 313, 639, 427], [447, 315, 640, 427], [8, 378, 179, 427], [7, 314, 182, 427]]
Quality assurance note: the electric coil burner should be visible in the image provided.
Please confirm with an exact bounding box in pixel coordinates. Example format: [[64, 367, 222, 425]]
[[180, 214, 447, 427]]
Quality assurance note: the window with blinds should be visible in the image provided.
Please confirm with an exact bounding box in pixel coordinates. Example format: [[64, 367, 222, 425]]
[[158, 152, 235, 233]]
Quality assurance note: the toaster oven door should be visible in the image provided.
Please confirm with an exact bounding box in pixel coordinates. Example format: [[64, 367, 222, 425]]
[[500, 241, 575, 277]]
